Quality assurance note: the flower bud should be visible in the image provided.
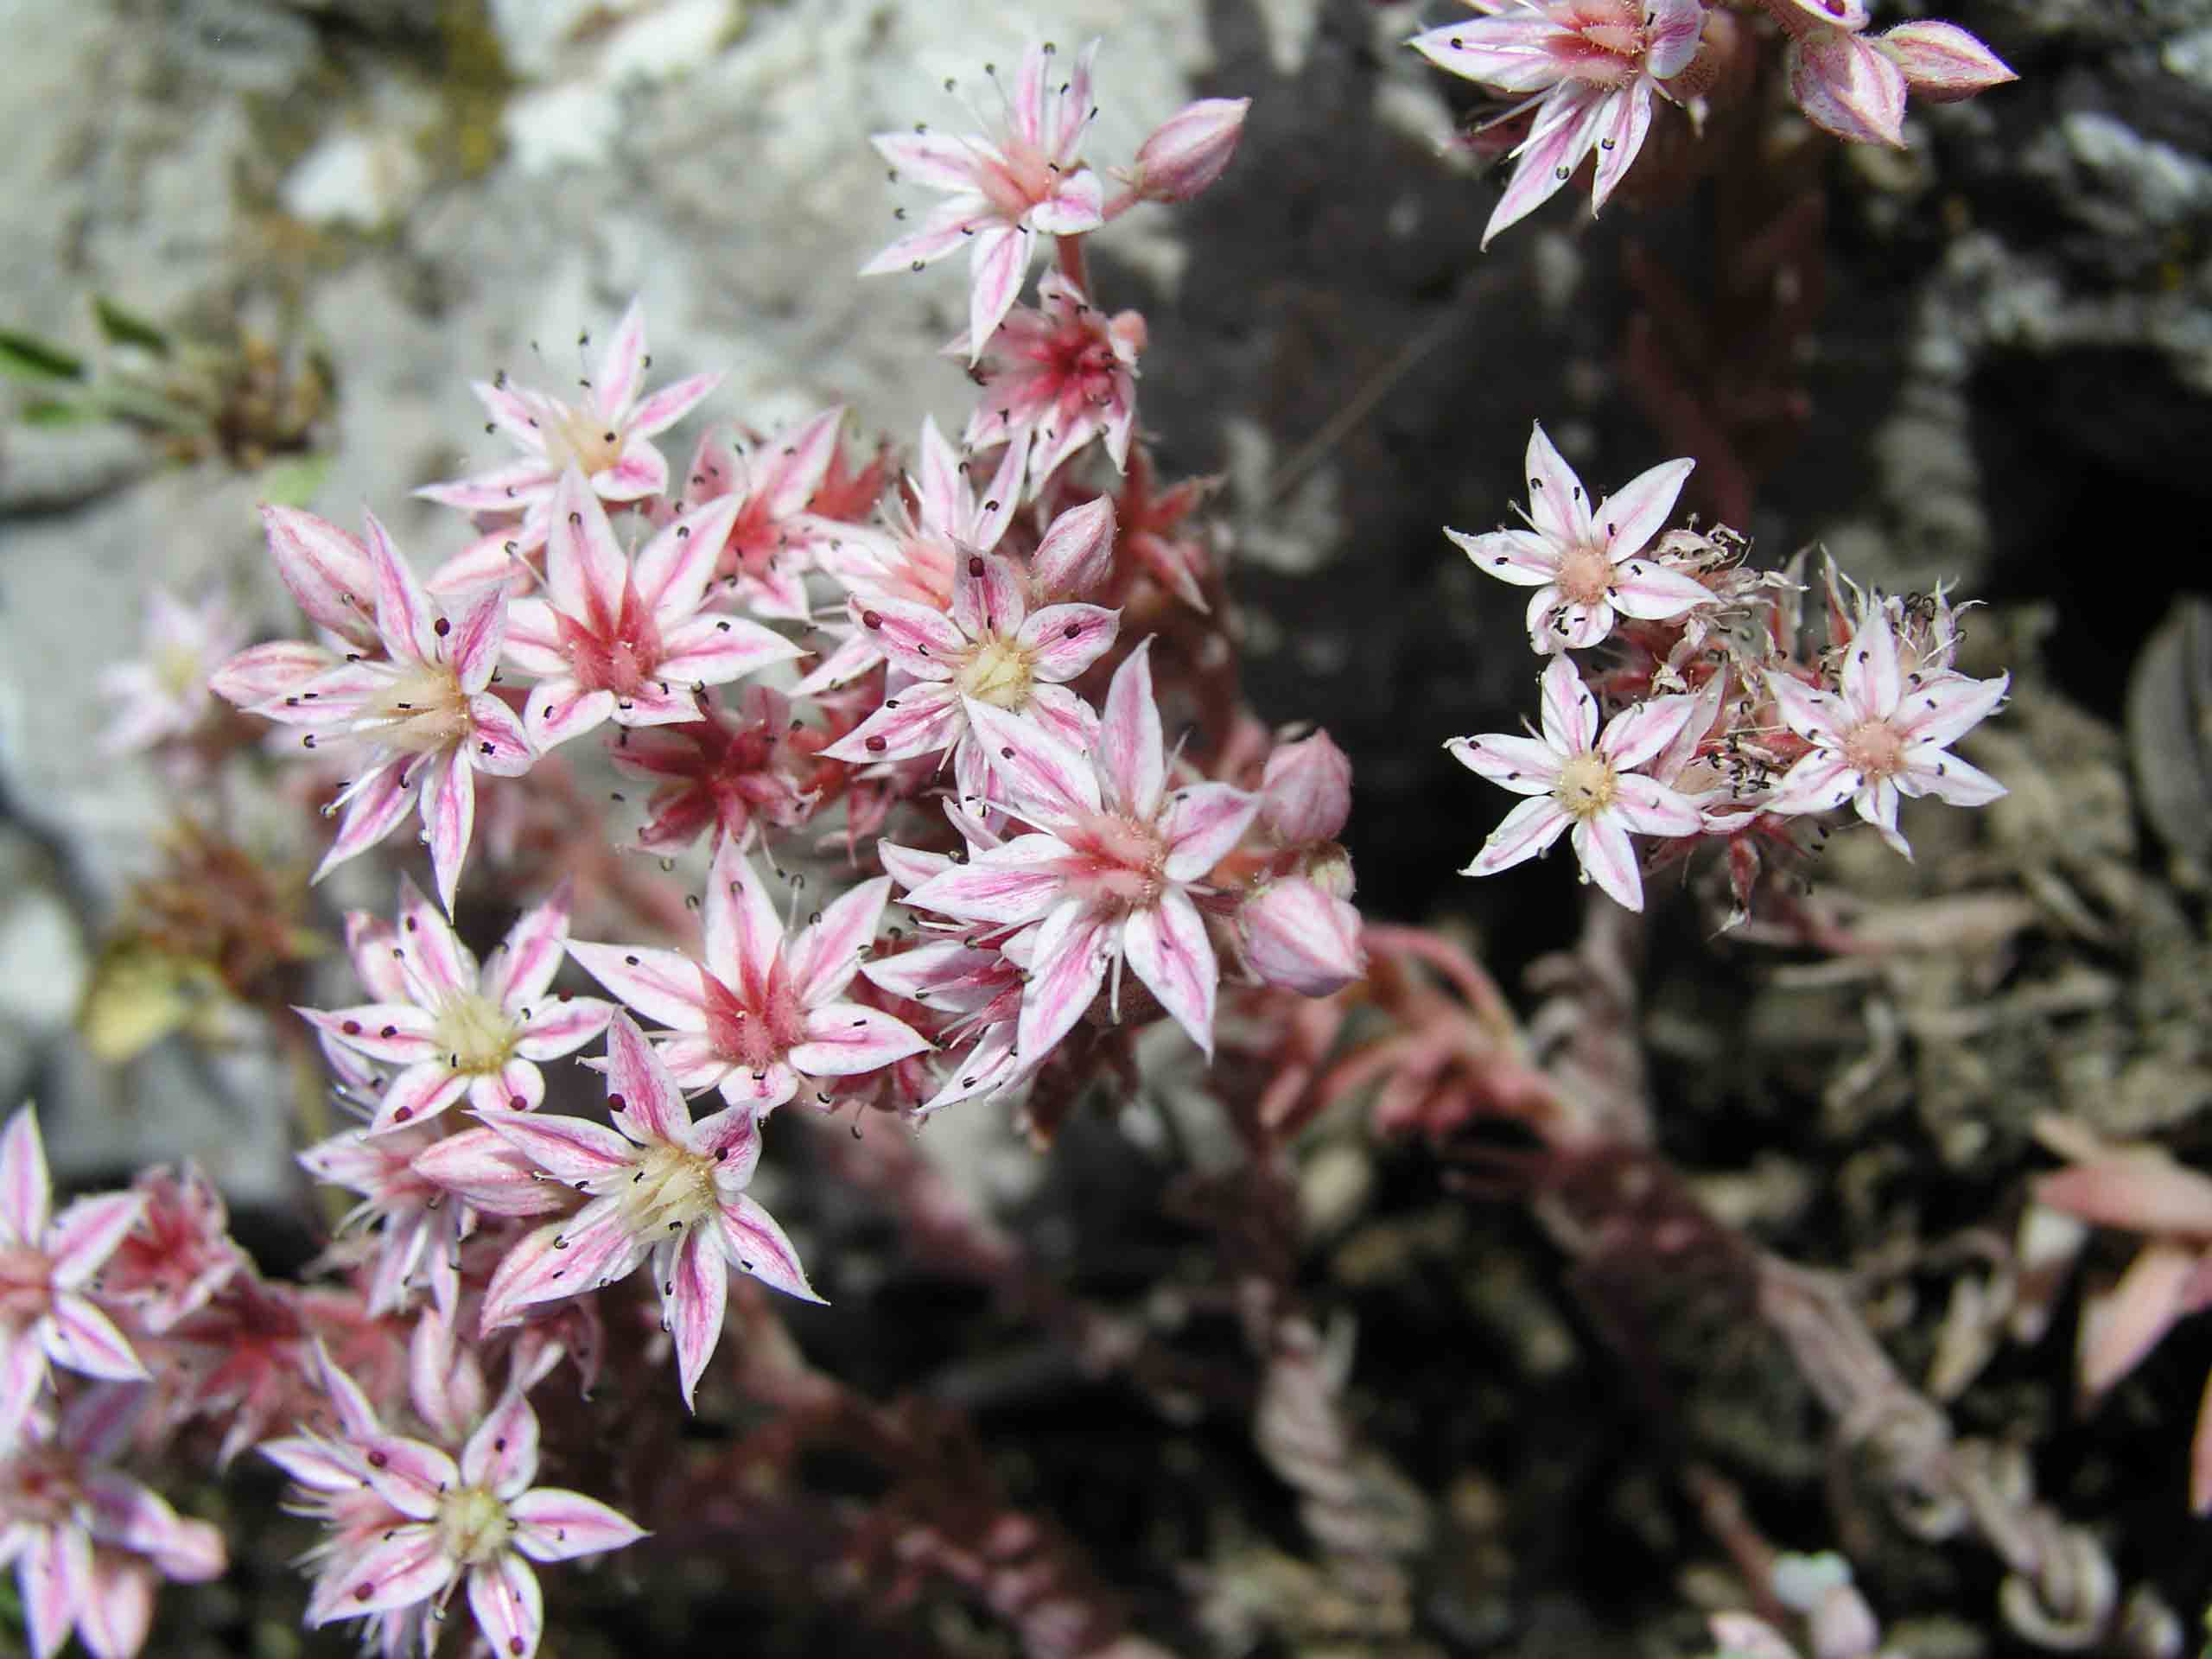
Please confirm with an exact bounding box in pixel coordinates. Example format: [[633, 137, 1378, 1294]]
[[1260, 728, 1352, 846], [1133, 98, 1249, 204], [1030, 495, 1117, 601], [1874, 20, 2018, 103], [1787, 26, 1907, 147], [1237, 872, 1363, 998]]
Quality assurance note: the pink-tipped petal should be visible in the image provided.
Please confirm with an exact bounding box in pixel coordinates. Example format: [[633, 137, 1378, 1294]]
[[786, 879, 891, 1007], [367, 1063, 471, 1135], [45, 1193, 144, 1287], [478, 1111, 635, 1185], [592, 299, 649, 423], [717, 1192, 823, 1303], [43, 1296, 147, 1382], [790, 1004, 931, 1078], [466, 1554, 543, 1659], [0, 1106, 51, 1243], [461, 1386, 541, 1497], [263, 506, 382, 649], [363, 512, 441, 664], [654, 613, 804, 688], [1017, 603, 1119, 681], [904, 835, 1074, 928], [394, 877, 476, 1000], [663, 1225, 728, 1408], [1594, 456, 1694, 560], [1096, 643, 1166, 817], [1537, 656, 1599, 753], [1571, 814, 1647, 911], [965, 225, 1032, 364], [566, 943, 710, 1033], [629, 372, 721, 440], [514, 999, 613, 1063], [1122, 889, 1221, 1057], [636, 497, 743, 621], [604, 1011, 693, 1145], [1160, 783, 1261, 881], [487, 884, 575, 1008], [305, 1525, 450, 1625], [508, 1487, 648, 1561], [821, 683, 964, 766], [704, 842, 787, 994], [1015, 900, 1113, 1062], [421, 752, 478, 917], [546, 468, 628, 626], [1466, 795, 1573, 877]]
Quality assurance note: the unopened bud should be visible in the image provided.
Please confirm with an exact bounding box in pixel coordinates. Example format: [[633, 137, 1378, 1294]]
[[1133, 98, 1250, 204], [1030, 494, 1117, 600], [1237, 872, 1363, 998], [1260, 729, 1352, 845], [1875, 20, 2018, 103], [1787, 26, 1907, 147]]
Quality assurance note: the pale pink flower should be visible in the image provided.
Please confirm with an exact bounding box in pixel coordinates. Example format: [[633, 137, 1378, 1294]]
[[1762, 602, 2007, 857], [1786, 22, 1908, 146], [669, 406, 867, 622], [568, 842, 929, 1112], [261, 1346, 643, 1658], [500, 467, 802, 751], [1450, 423, 1713, 653], [801, 416, 1024, 696], [1409, 0, 1707, 246], [822, 539, 1120, 800], [2032, 1119, 2212, 1511], [99, 1166, 243, 1335], [958, 271, 1142, 492], [1447, 655, 1704, 911], [607, 684, 820, 855], [225, 512, 535, 912], [474, 1015, 823, 1405], [298, 877, 613, 1136], [1236, 872, 1364, 998], [207, 506, 386, 713], [1874, 20, 2017, 103], [901, 643, 1260, 1060], [415, 298, 720, 553], [0, 1108, 148, 1447], [299, 1118, 478, 1318], [861, 40, 1107, 359], [99, 589, 245, 755], [2, 1384, 226, 1659], [1128, 97, 1250, 204], [863, 834, 1033, 1114]]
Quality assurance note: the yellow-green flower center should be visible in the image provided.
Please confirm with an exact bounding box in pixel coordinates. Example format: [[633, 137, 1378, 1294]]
[[616, 1140, 721, 1237], [364, 660, 474, 754], [1554, 752, 1618, 820], [957, 634, 1036, 710], [543, 404, 626, 478], [436, 1484, 511, 1567], [433, 991, 519, 1077]]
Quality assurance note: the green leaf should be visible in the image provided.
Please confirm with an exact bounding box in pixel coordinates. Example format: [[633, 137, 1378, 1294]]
[[19, 397, 99, 427], [0, 327, 86, 383], [92, 296, 172, 358]]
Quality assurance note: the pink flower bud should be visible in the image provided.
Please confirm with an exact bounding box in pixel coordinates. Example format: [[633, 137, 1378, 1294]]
[[1787, 25, 1908, 147], [1031, 495, 1117, 601], [1875, 20, 2018, 103], [1260, 728, 1352, 846], [1134, 98, 1250, 204], [1237, 873, 1363, 998]]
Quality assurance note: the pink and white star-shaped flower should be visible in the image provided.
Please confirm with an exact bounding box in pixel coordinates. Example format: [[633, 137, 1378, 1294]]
[[473, 1014, 824, 1405], [501, 466, 802, 751], [3, 1383, 227, 1659], [568, 842, 930, 1112], [861, 41, 1108, 356], [1409, 0, 1707, 245], [1450, 423, 1713, 654], [822, 537, 1120, 800], [415, 297, 720, 554], [261, 1346, 643, 1659], [1448, 655, 1704, 911], [1762, 600, 2008, 857], [298, 877, 613, 1136], [0, 1108, 148, 1448], [223, 511, 536, 912], [671, 406, 868, 623], [957, 271, 1143, 493], [901, 642, 1260, 1061]]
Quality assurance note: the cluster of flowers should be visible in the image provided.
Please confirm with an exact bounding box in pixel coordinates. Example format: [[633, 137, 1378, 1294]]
[[1409, 0, 2017, 246], [1446, 421, 2010, 914], [3, 41, 1370, 1659]]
